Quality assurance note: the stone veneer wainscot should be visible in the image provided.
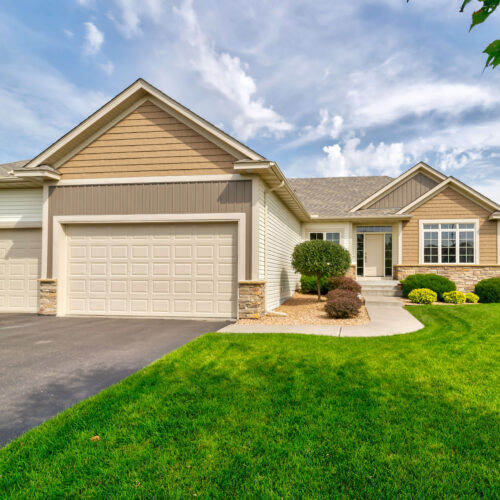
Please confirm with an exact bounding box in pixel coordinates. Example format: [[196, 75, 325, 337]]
[[393, 265, 500, 292], [238, 281, 266, 319], [39, 279, 57, 316]]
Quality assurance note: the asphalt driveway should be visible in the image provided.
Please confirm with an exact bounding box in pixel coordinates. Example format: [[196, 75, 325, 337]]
[[0, 314, 230, 447]]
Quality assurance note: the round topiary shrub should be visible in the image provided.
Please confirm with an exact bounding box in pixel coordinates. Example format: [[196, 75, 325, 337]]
[[324, 289, 362, 318], [443, 291, 466, 304], [401, 274, 456, 300], [474, 277, 500, 303], [408, 288, 437, 304], [465, 292, 479, 304], [300, 275, 328, 295], [292, 240, 351, 300], [325, 276, 361, 294]]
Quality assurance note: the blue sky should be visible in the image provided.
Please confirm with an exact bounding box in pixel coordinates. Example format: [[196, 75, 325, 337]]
[[1, 0, 499, 201]]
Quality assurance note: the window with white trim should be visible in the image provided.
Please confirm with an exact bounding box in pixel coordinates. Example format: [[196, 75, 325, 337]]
[[422, 223, 475, 264], [309, 232, 340, 244]]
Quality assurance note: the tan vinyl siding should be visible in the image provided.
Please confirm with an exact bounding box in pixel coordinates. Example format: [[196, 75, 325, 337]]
[[370, 173, 438, 209], [58, 101, 237, 179], [47, 180, 252, 277], [402, 187, 497, 264]]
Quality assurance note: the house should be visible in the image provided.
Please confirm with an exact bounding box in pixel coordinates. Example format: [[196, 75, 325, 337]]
[[0, 79, 498, 319]]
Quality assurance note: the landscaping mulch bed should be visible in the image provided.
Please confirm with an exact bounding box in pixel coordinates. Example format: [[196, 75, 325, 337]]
[[238, 292, 369, 325]]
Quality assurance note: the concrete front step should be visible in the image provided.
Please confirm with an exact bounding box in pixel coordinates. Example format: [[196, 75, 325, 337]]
[[359, 280, 403, 297]]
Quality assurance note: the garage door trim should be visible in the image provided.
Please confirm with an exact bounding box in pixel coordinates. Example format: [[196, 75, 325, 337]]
[[52, 213, 246, 317]]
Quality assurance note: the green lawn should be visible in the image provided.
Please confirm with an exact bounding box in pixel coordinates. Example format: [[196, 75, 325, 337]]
[[1, 306, 499, 499]]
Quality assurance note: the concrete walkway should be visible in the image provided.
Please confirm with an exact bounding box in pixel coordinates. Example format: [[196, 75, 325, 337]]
[[218, 296, 423, 337]]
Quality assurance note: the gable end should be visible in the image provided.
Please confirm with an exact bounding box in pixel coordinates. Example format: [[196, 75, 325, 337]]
[[58, 101, 238, 179], [368, 172, 438, 209]]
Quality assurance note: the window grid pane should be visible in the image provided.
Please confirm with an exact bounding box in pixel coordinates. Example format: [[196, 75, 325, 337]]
[[441, 230, 456, 263], [459, 230, 474, 263], [309, 233, 323, 240], [326, 232, 340, 244], [357, 226, 392, 233], [384, 234, 392, 277], [357, 234, 364, 276], [423, 231, 438, 263]]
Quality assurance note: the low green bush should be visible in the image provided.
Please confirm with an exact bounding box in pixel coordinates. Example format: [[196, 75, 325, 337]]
[[443, 291, 466, 304], [474, 277, 500, 303], [465, 292, 479, 304], [325, 276, 361, 294], [324, 289, 362, 318], [408, 288, 437, 304], [401, 273, 456, 300], [301, 275, 328, 295]]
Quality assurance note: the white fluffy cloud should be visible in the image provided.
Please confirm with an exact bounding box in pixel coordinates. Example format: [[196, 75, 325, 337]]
[[83, 22, 104, 55], [174, 0, 292, 140], [287, 109, 343, 148], [318, 137, 408, 177], [112, 0, 165, 38]]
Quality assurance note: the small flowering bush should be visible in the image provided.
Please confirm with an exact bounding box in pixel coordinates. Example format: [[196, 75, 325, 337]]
[[408, 288, 437, 304], [465, 292, 479, 303], [325, 289, 362, 318], [325, 276, 361, 294], [443, 291, 466, 304]]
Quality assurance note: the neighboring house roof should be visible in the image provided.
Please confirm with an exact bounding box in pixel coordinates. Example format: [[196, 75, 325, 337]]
[[0, 160, 30, 178], [288, 176, 394, 218]]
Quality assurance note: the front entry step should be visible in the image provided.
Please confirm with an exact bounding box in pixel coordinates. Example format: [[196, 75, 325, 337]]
[[358, 280, 403, 297]]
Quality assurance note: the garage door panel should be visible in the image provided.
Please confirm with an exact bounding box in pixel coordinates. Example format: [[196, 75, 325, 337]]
[[0, 229, 41, 313], [66, 223, 237, 318]]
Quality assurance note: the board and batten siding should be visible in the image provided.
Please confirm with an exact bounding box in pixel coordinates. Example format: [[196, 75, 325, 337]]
[[0, 189, 42, 223], [369, 173, 438, 209], [402, 187, 498, 264], [58, 100, 238, 179], [258, 182, 302, 311], [47, 180, 252, 278]]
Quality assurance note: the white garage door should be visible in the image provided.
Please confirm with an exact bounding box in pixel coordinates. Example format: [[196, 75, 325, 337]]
[[65, 223, 238, 318], [0, 229, 41, 312]]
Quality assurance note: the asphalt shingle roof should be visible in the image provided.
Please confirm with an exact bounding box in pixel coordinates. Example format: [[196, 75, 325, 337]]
[[288, 176, 394, 218], [0, 160, 30, 178]]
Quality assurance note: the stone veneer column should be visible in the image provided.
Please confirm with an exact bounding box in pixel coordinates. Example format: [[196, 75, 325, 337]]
[[346, 264, 356, 279], [238, 281, 266, 319], [39, 279, 57, 315]]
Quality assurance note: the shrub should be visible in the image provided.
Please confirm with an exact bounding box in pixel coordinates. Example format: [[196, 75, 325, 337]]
[[408, 288, 437, 304], [301, 275, 328, 295], [325, 276, 361, 294], [443, 291, 466, 304], [474, 277, 500, 303], [401, 274, 456, 300], [324, 289, 362, 318], [292, 240, 351, 300], [465, 292, 479, 304]]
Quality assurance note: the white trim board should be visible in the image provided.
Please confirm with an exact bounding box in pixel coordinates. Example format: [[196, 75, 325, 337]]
[[52, 213, 247, 317], [49, 174, 249, 186]]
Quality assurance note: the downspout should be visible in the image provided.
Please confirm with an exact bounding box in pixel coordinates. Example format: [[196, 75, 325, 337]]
[[264, 180, 285, 309]]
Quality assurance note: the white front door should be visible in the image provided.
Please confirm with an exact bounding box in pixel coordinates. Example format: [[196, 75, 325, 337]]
[[64, 222, 238, 318], [364, 234, 384, 277]]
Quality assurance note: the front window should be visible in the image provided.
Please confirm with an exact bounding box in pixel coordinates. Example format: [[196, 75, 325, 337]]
[[423, 223, 475, 264], [309, 232, 340, 244]]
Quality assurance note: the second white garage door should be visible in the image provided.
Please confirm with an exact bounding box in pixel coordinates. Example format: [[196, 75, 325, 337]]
[[65, 222, 238, 318]]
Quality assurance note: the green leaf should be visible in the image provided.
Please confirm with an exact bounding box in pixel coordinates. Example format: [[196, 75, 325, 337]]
[[484, 39, 500, 69], [460, 0, 474, 12], [471, 7, 490, 28]]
